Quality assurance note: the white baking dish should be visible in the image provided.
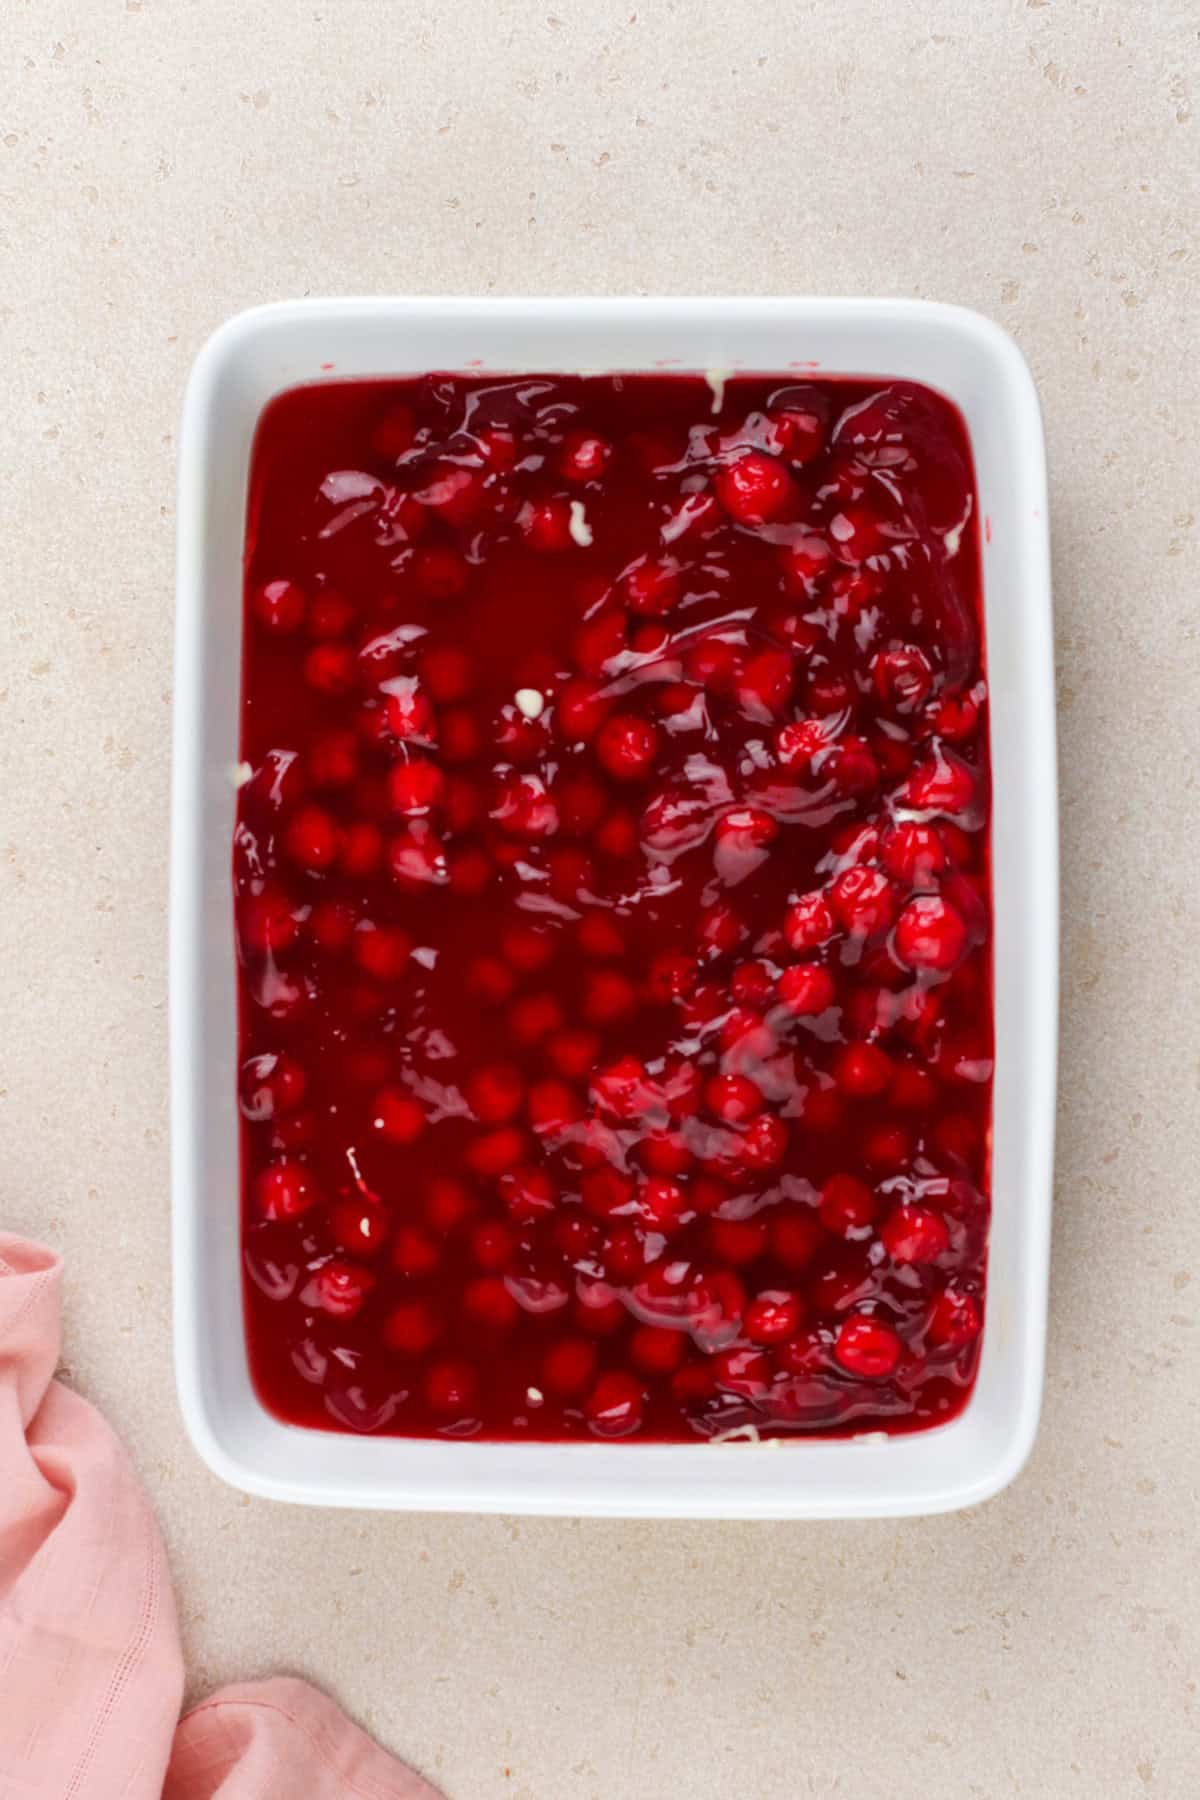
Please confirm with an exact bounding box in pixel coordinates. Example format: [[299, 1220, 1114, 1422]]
[[171, 297, 1056, 1517]]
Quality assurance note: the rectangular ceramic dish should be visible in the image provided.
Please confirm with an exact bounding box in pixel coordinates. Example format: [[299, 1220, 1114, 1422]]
[[170, 296, 1056, 1517]]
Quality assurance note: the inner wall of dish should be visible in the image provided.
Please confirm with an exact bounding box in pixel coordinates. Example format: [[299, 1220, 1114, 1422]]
[[232, 372, 992, 1442]]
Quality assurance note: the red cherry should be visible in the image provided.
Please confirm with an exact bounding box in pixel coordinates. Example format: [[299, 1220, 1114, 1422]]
[[712, 808, 779, 884], [416, 463, 484, 526], [834, 1042, 893, 1098], [500, 922, 555, 972], [729, 960, 774, 1008], [718, 1007, 778, 1063], [490, 770, 559, 838], [737, 648, 794, 718], [351, 922, 411, 981], [470, 1220, 516, 1272], [573, 608, 627, 677], [595, 712, 658, 782], [240, 1053, 307, 1121], [584, 1371, 645, 1437], [552, 1214, 601, 1264], [303, 1259, 375, 1319], [545, 1028, 601, 1081], [596, 809, 640, 859], [825, 737, 879, 796], [881, 822, 946, 890], [894, 896, 968, 972], [770, 1208, 826, 1270], [284, 803, 339, 871], [600, 1224, 645, 1283], [778, 534, 832, 597], [696, 901, 745, 959], [511, 992, 566, 1045], [252, 577, 306, 633], [881, 1205, 950, 1264], [467, 955, 517, 1004], [862, 1124, 913, 1173], [775, 718, 828, 771], [904, 748, 977, 816], [327, 1196, 390, 1257], [308, 729, 358, 789], [776, 963, 835, 1015], [580, 1167, 636, 1220], [466, 1062, 525, 1124], [632, 1117, 692, 1176], [783, 890, 835, 953], [425, 1176, 475, 1233], [537, 1336, 596, 1399], [638, 1176, 687, 1230], [745, 1289, 804, 1344], [544, 847, 591, 906], [707, 1217, 769, 1267], [370, 1087, 426, 1144], [498, 1165, 556, 1223], [623, 557, 680, 615], [388, 759, 446, 816], [262, 1107, 315, 1153], [828, 505, 884, 564], [304, 642, 357, 695], [834, 1314, 901, 1378], [704, 1073, 764, 1125], [521, 495, 574, 552], [463, 1275, 520, 1330], [818, 1174, 879, 1236], [582, 969, 637, 1024], [384, 679, 436, 744], [630, 1324, 687, 1374], [239, 887, 299, 956], [577, 913, 626, 959], [465, 1126, 528, 1178], [574, 1282, 627, 1337], [384, 1300, 441, 1356], [255, 1161, 319, 1220], [391, 1224, 442, 1279], [889, 1062, 937, 1112], [772, 407, 826, 465], [712, 1345, 771, 1396], [556, 677, 612, 741], [559, 429, 612, 483], [426, 1358, 480, 1419], [872, 645, 934, 712], [715, 452, 795, 524], [526, 1079, 583, 1138], [829, 867, 898, 937], [926, 1287, 983, 1347], [418, 644, 475, 702], [740, 1114, 789, 1172], [339, 820, 383, 879], [590, 1055, 654, 1120], [933, 690, 982, 741], [307, 590, 354, 639], [388, 821, 448, 889], [672, 1358, 719, 1403], [475, 425, 518, 470], [686, 635, 744, 693]]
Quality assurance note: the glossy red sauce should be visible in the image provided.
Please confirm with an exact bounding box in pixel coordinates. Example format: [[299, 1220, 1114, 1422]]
[[235, 371, 991, 1442]]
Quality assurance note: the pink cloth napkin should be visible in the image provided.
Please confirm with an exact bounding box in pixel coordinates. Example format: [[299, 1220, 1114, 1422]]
[[0, 1233, 443, 1799]]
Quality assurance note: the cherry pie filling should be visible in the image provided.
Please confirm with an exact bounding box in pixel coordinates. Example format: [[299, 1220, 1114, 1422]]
[[235, 371, 991, 1442]]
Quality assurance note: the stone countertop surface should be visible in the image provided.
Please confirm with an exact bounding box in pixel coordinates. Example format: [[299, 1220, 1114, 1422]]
[[1, 3, 1197, 1796]]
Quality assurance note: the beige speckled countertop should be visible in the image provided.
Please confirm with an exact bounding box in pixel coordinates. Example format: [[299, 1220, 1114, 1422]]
[[2, 3, 1198, 1795]]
